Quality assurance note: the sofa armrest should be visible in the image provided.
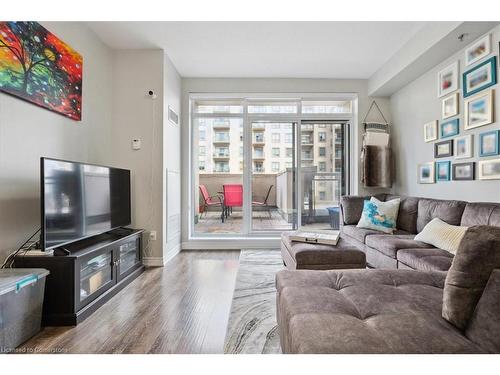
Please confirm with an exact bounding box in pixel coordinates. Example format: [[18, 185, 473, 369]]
[[340, 195, 369, 225]]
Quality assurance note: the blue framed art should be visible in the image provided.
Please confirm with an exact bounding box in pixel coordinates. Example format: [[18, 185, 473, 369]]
[[479, 130, 500, 157], [463, 56, 497, 98], [440, 118, 459, 138], [436, 161, 451, 182]]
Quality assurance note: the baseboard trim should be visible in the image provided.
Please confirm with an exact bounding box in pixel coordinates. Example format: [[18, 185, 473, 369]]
[[142, 257, 166, 267]]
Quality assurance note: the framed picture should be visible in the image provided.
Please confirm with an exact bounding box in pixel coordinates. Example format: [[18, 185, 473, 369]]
[[478, 159, 500, 180], [434, 140, 453, 158], [465, 34, 491, 66], [463, 56, 497, 98], [0, 22, 83, 120], [417, 162, 435, 184], [440, 118, 459, 139], [464, 89, 494, 130], [436, 161, 451, 182], [479, 130, 500, 157], [438, 61, 459, 97], [442, 92, 459, 119], [455, 134, 473, 159], [423, 120, 438, 142], [452, 162, 475, 181]]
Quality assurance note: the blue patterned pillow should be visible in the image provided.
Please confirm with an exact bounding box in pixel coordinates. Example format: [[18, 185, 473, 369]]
[[356, 197, 400, 234]]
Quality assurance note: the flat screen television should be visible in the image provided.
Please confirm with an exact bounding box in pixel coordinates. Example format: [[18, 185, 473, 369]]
[[41, 157, 131, 250]]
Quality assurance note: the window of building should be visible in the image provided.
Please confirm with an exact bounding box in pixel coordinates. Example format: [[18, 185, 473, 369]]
[[285, 162, 293, 169], [239, 146, 243, 156], [301, 100, 352, 114], [318, 132, 326, 142], [199, 130, 206, 141], [272, 162, 280, 172], [214, 161, 230, 173], [285, 133, 293, 143], [318, 161, 326, 172], [254, 147, 264, 158], [272, 148, 280, 157], [319, 147, 326, 157], [199, 146, 206, 156], [319, 191, 326, 200], [215, 132, 229, 142], [272, 133, 280, 143], [214, 147, 229, 157], [286, 148, 293, 157], [199, 161, 205, 171], [254, 132, 264, 143], [301, 134, 311, 144], [254, 162, 264, 173], [239, 161, 243, 171]]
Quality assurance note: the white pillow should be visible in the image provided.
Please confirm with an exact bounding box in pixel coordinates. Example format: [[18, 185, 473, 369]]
[[414, 218, 468, 255], [356, 197, 400, 234]]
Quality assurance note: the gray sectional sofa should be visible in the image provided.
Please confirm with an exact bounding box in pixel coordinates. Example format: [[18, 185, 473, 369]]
[[276, 225, 500, 353], [340, 194, 500, 271]]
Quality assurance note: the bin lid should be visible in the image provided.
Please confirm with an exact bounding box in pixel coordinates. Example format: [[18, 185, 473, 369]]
[[0, 269, 50, 296]]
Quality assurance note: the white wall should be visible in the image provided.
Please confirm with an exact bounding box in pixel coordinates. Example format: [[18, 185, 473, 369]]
[[0, 22, 113, 261], [111, 49, 165, 263], [163, 54, 182, 263], [180, 78, 391, 246], [391, 26, 500, 202]]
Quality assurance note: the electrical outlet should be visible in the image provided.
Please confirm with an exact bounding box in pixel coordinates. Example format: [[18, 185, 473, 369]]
[[149, 231, 157, 241]]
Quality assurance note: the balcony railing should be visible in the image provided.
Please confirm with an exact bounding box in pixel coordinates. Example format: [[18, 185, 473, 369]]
[[213, 134, 230, 143]]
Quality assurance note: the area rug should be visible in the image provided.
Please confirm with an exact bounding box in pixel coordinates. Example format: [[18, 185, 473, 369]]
[[224, 249, 284, 354]]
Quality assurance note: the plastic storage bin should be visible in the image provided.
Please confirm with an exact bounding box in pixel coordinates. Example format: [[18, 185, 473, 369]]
[[326, 207, 340, 230], [0, 269, 49, 353]]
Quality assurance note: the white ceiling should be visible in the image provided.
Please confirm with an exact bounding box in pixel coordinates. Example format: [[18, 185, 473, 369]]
[[87, 22, 426, 79]]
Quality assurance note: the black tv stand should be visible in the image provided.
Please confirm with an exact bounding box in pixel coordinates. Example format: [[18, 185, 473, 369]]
[[15, 228, 145, 326], [53, 247, 71, 256]]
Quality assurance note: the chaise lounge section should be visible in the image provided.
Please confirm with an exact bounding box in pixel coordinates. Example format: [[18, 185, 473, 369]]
[[276, 225, 500, 354], [340, 194, 500, 271]]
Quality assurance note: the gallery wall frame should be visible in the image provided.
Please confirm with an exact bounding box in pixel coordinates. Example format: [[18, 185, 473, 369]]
[[465, 34, 491, 66], [463, 56, 497, 98], [437, 61, 459, 98], [464, 89, 494, 130], [452, 162, 475, 181], [434, 140, 453, 158]]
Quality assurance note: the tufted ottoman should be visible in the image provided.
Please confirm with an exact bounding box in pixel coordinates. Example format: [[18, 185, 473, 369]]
[[276, 268, 485, 354], [281, 232, 366, 270]]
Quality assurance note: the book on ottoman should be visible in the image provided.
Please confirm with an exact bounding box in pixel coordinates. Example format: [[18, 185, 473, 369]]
[[289, 231, 340, 246]]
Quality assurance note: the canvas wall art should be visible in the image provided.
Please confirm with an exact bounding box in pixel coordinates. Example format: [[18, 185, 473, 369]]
[[0, 21, 82, 120], [479, 130, 500, 157]]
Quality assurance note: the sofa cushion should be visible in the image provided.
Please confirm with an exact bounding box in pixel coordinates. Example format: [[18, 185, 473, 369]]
[[397, 248, 454, 272], [386, 194, 420, 234], [276, 269, 483, 353], [342, 225, 383, 243], [465, 269, 500, 353], [442, 226, 500, 331], [460, 202, 500, 227], [365, 234, 433, 259], [416, 198, 467, 233]]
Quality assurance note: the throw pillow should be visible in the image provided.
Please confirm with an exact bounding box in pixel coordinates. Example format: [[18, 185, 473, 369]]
[[414, 218, 468, 255], [356, 197, 400, 234]]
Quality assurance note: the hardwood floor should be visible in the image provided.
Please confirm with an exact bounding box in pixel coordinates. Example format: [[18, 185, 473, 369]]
[[18, 250, 241, 354]]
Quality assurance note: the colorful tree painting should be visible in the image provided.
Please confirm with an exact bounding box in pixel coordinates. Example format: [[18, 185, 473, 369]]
[[0, 22, 82, 120]]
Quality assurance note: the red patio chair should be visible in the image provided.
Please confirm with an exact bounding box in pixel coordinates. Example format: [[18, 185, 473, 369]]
[[199, 185, 225, 222], [222, 184, 243, 218]]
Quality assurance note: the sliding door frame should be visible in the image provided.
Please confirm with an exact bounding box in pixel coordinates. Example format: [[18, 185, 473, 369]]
[[187, 93, 358, 245]]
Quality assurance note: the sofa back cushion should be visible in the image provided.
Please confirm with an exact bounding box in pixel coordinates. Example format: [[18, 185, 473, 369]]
[[340, 194, 387, 225], [442, 226, 500, 331], [386, 194, 419, 234], [416, 198, 467, 233], [465, 269, 500, 353], [460, 202, 500, 227]]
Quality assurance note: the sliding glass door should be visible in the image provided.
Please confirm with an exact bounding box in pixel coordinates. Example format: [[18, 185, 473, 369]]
[[190, 96, 353, 238]]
